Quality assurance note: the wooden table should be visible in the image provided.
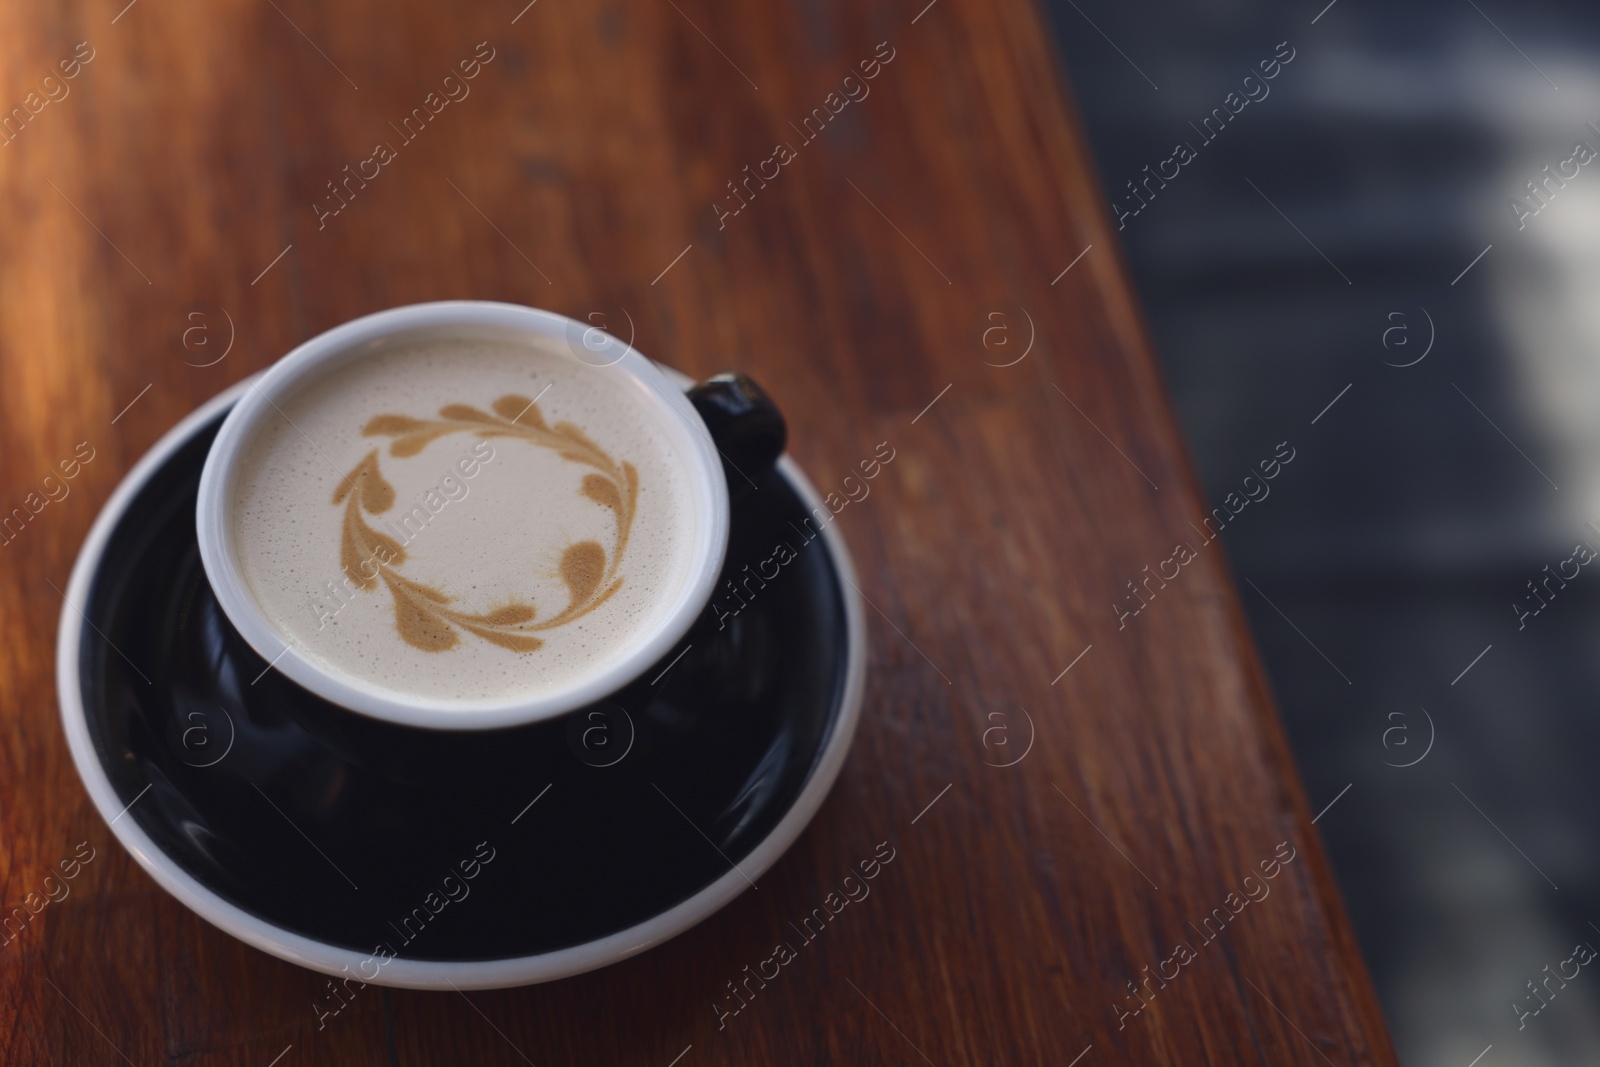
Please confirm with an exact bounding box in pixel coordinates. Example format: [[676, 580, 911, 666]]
[[0, 0, 1398, 1063]]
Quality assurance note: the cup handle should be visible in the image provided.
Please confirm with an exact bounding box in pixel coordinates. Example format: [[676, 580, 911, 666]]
[[686, 374, 787, 491]]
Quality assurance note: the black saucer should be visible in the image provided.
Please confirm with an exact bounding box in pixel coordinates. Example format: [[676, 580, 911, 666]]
[[68, 398, 855, 965]]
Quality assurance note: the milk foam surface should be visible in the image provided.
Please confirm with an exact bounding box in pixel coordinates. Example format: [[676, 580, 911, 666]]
[[230, 337, 701, 704]]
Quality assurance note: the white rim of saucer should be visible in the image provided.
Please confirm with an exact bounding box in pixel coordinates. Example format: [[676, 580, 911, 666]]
[[194, 301, 731, 731], [57, 373, 867, 989]]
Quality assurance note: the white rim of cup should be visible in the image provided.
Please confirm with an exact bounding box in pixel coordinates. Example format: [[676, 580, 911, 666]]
[[194, 301, 731, 731], [57, 374, 867, 988]]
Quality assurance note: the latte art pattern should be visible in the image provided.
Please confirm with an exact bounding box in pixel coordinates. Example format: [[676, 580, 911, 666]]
[[228, 337, 700, 706], [336, 395, 639, 652]]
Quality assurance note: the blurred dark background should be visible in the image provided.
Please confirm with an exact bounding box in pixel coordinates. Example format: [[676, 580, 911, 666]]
[[1044, 0, 1600, 1062]]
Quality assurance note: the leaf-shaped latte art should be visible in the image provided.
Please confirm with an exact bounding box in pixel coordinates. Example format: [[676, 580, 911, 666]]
[[334, 395, 636, 654], [393, 585, 460, 651], [479, 604, 537, 625], [492, 394, 547, 427], [333, 450, 396, 511], [581, 473, 621, 513], [560, 541, 606, 604], [463, 627, 545, 653], [437, 403, 496, 423], [362, 414, 426, 436], [390, 431, 444, 458]]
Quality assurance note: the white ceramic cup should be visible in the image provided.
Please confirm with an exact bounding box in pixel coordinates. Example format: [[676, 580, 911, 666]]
[[195, 301, 736, 731]]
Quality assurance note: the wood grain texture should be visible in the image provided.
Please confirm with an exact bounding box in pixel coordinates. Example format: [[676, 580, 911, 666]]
[[0, 0, 1398, 1063]]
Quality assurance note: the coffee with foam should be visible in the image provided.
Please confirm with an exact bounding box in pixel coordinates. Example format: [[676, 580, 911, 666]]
[[229, 336, 701, 706]]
